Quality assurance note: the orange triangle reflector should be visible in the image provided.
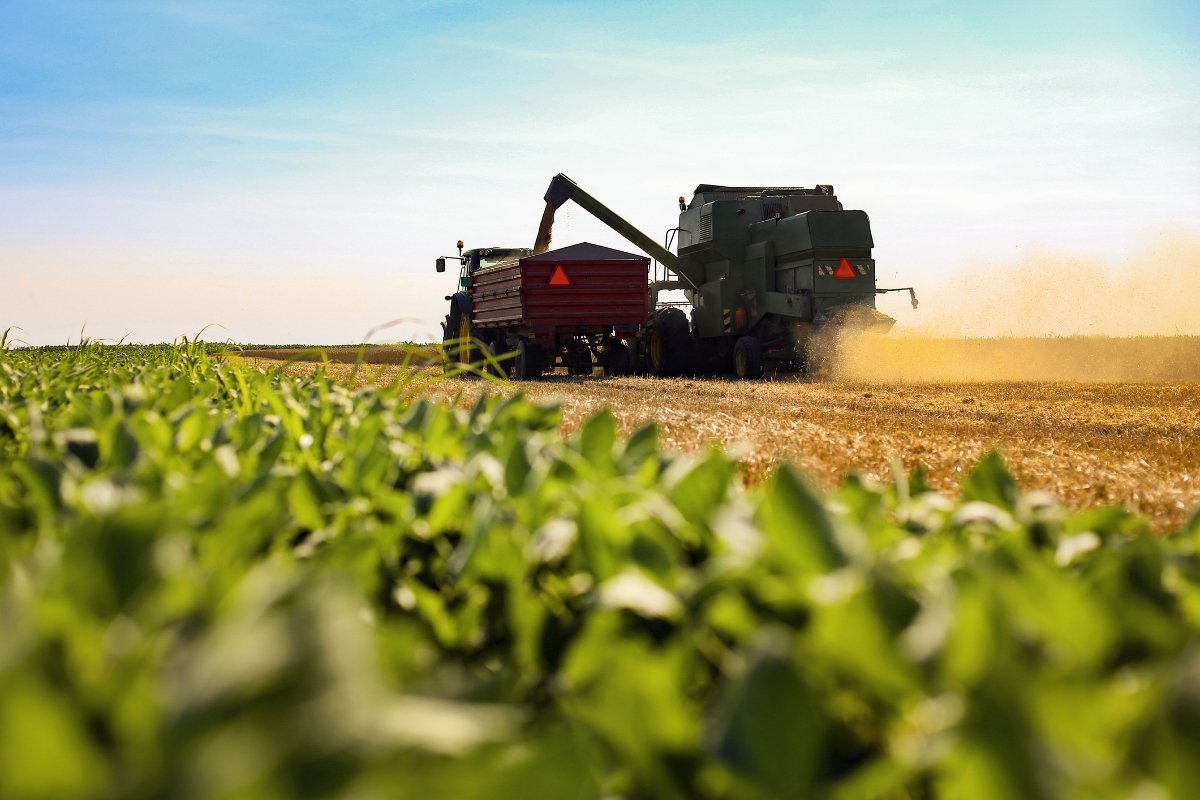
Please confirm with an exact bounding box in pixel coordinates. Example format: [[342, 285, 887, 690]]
[[834, 258, 857, 280], [549, 265, 571, 286]]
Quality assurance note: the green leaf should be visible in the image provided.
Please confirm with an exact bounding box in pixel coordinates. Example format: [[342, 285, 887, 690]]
[[287, 469, 325, 530], [711, 639, 826, 796], [578, 408, 616, 470], [669, 448, 737, 528], [960, 450, 1018, 511], [0, 675, 107, 799], [756, 464, 845, 574]]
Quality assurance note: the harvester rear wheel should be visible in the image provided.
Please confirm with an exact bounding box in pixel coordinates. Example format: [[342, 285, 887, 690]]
[[647, 307, 693, 377], [733, 336, 763, 380], [513, 340, 545, 381]]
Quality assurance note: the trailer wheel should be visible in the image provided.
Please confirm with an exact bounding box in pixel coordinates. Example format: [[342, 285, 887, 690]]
[[603, 341, 631, 377], [627, 338, 648, 375], [513, 340, 545, 381], [733, 336, 764, 380], [486, 340, 511, 378], [567, 340, 593, 377], [647, 307, 693, 377]]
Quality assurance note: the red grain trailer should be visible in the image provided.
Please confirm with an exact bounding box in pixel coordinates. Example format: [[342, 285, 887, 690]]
[[443, 242, 649, 380]]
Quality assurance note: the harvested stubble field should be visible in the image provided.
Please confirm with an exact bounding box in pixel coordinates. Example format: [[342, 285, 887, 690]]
[[250, 335, 1200, 531], [235, 343, 437, 365]]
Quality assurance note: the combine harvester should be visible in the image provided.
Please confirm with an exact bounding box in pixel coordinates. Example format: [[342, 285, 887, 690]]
[[435, 174, 916, 379]]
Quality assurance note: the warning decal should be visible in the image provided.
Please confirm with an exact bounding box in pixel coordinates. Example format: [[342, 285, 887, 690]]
[[834, 258, 857, 280], [549, 265, 571, 286]]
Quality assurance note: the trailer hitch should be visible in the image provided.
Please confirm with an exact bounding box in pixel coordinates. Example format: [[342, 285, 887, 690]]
[[876, 287, 919, 309]]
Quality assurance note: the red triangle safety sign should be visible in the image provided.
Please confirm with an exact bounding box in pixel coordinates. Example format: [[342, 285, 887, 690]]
[[549, 265, 571, 286], [834, 258, 857, 280]]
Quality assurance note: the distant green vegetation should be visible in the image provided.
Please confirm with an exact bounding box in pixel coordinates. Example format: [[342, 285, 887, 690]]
[[1, 342, 1198, 799]]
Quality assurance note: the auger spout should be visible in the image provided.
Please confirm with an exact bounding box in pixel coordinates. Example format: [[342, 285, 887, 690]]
[[534, 173, 681, 276]]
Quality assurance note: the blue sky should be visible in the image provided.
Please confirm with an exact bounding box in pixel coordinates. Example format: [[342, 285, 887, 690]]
[[3, 0, 1198, 343]]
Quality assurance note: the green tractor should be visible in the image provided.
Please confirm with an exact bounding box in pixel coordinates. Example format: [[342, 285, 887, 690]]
[[537, 174, 916, 378], [435, 243, 532, 369]]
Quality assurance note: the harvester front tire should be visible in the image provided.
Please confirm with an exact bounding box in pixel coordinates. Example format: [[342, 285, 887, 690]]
[[647, 307, 693, 377], [513, 341, 544, 381], [733, 336, 763, 380]]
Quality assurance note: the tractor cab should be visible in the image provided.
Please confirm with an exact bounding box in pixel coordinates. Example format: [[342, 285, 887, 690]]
[[436, 245, 532, 290], [465, 247, 532, 273]]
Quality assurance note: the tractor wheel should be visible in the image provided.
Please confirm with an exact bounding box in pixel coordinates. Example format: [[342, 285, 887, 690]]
[[513, 340, 545, 381], [603, 340, 631, 377], [486, 340, 511, 378], [440, 313, 455, 371], [733, 336, 764, 380], [455, 311, 476, 368], [647, 307, 693, 377]]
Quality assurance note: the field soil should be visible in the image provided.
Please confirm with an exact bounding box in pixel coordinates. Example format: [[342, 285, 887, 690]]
[[246, 343, 1200, 531]]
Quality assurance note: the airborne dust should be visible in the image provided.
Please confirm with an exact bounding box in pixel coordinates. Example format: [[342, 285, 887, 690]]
[[834, 230, 1200, 382]]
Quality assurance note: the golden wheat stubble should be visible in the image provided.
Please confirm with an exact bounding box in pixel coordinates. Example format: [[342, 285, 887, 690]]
[[267, 359, 1200, 531]]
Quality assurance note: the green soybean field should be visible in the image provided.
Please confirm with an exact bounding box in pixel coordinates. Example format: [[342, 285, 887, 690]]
[[1, 341, 1198, 799]]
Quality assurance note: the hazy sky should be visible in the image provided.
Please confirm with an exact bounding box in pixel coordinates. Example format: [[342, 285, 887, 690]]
[[3, 0, 1198, 344]]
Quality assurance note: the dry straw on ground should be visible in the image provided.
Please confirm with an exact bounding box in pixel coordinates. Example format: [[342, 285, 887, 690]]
[[252, 343, 1200, 531]]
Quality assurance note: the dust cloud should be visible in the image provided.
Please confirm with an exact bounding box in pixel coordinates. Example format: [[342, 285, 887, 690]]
[[834, 230, 1200, 382]]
